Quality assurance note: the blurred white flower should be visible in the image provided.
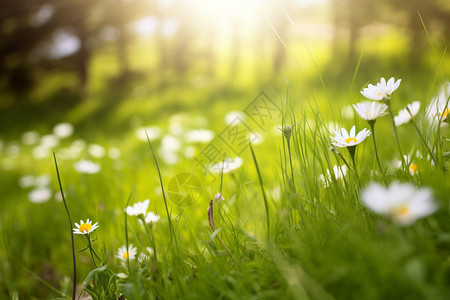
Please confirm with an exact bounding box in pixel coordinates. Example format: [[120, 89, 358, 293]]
[[138, 253, 149, 263], [248, 132, 264, 145], [6, 143, 20, 157], [159, 135, 181, 165], [426, 82, 450, 126], [116, 273, 128, 279], [40, 134, 59, 148], [88, 144, 106, 158], [117, 244, 137, 261], [361, 182, 437, 226], [144, 212, 160, 223], [225, 111, 245, 125], [19, 175, 36, 188], [327, 122, 340, 133], [215, 193, 225, 201], [162, 152, 179, 165], [353, 102, 388, 121], [73, 219, 99, 235], [394, 101, 421, 126], [32, 145, 51, 159], [210, 157, 243, 174], [74, 160, 100, 174], [169, 123, 183, 136], [361, 77, 401, 101], [54, 191, 64, 202], [108, 147, 121, 159], [35, 174, 51, 186], [136, 126, 162, 142], [28, 187, 52, 203], [21, 131, 40, 145], [161, 135, 181, 152], [126, 199, 150, 216], [331, 126, 371, 148], [183, 146, 196, 158], [320, 165, 348, 187], [185, 129, 214, 143], [138, 247, 154, 262], [53, 123, 74, 138]]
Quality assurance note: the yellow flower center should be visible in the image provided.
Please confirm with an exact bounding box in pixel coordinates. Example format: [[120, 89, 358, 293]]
[[345, 137, 357, 144], [394, 205, 409, 217], [79, 223, 92, 233], [122, 251, 129, 259], [377, 92, 382, 96], [439, 108, 449, 118], [409, 164, 418, 175]]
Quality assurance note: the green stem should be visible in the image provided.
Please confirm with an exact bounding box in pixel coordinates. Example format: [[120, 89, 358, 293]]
[[387, 103, 406, 171], [53, 152, 76, 300], [139, 215, 158, 262], [145, 131, 178, 254], [347, 146, 360, 182], [410, 117, 440, 169], [85, 235, 98, 268], [369, 121, 386, 184], [219, 157, 225, 194], [287, 139, 295, 189]]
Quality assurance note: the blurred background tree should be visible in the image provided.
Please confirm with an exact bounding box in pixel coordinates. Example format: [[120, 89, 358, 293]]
[[0, 0, 449, 107]]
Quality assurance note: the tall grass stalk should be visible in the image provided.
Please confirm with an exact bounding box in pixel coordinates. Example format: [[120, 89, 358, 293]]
[[145, 131, 178, 253], [407, 107, 439, 168], [249, 142, 270, 242], [387, 103, 406, 171], [124, 187, 135, 275], [368, 121, 386, 184], [53, 151, 76, 300]]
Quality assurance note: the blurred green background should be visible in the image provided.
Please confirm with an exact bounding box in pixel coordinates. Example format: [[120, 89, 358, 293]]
[[1, 0, 450, 299], [1, 0, 449, 136]]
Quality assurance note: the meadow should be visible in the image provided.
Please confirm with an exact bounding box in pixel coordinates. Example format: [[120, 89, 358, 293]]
[[1, 14, 450, 300]]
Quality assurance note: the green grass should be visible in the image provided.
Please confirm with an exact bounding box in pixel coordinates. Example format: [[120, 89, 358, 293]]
[[0, 32, 450, 299]]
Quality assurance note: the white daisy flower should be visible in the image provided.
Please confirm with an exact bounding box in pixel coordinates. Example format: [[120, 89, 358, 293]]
[[353, 102, 388, 121], [394, 101, 421, 126], [117, 244, 137, 261], [361, 182, 437, 226], [215, 193, 225, 201], [144, 212, 160, 223], [320, 165, 348, 187], [74, 160, 101, 174], [361, 77, 401, 101], [126, 199, 150, 216], [426, 82, 450, 127], [331, 126, 371, 148], [73, 219, 99, 235]]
